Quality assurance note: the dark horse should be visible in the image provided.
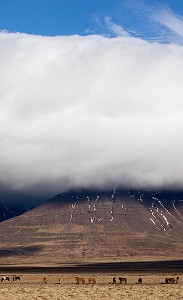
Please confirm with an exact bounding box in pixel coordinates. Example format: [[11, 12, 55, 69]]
[[13, 276, 21, 281], [138, 278, 142, 284], [113, 277, 116, 284]]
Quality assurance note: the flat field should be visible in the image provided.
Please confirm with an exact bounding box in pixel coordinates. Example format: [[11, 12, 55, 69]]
[[0, 272, 183, 300]]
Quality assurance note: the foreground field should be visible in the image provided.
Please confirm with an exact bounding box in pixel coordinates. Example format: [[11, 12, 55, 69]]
[[0, 274, 183, 300]]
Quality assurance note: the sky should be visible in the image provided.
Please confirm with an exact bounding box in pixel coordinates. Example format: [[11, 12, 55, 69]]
[[1, 0, 183, 207], [1, 0, 183, 41]]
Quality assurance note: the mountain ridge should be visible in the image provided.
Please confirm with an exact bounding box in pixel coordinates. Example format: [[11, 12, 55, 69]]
[[0, 189, 183, 264]]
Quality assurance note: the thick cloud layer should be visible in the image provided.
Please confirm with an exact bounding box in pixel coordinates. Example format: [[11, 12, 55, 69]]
[[0, 32, 183, 199]]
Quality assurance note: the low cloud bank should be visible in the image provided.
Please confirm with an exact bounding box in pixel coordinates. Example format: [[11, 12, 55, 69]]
[[0, 32, 183, 199]]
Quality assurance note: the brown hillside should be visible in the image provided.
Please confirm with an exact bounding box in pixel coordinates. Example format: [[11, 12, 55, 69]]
[[0, 190, 183, 263]]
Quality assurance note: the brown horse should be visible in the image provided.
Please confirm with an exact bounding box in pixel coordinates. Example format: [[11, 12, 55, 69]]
[[166, 277, 179, 284], [88, 278, 96, 284], [119, 277, 127, 284], [75, 276, 85, 284], [43, 277, 48, 283]]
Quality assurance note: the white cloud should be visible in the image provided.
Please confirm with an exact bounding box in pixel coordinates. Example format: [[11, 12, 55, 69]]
[[108, 2, 183, 44], [153, 7, 183, 43], [0, 31, 183, 199], [154, 7, 183, 43], [104, 17, 130, 37]]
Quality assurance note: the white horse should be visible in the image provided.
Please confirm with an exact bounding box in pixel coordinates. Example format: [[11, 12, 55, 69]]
[[1, 276, 10, 282]]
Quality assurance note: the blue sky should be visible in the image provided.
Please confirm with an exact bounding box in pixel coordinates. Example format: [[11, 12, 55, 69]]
[[1, 0, 183, 42]]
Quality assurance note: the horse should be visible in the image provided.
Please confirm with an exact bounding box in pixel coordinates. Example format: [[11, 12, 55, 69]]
[[138, 278, 142, 284], [166, 277, 179, 284], [13, 276, 20, 281], [75, 276, 85, 284], [175, 277, 179, 283], [119, 277, 127, 284], [88, 278, 96, 284], [113, 277, 116, 284], [1, 277, 10, 282], [43, 277, 48, 283]]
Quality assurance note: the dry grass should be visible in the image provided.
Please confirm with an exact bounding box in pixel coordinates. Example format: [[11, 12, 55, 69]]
[[0, 273, 183, 300]]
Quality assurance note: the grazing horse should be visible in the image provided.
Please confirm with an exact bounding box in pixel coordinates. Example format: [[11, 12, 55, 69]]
[[13, 276, 20, 281], [88, 278, 96, 284], [166, 277, 179, 284], [138, 278, 142, 284], [1, 277, 10, 282], [119, 277, 127, 284], [113, 277, 116, 284], [165, 277, 169, 284], [43, 277, 48, 284], [75, 276, 85, 284], [175, 277, 179, 283]]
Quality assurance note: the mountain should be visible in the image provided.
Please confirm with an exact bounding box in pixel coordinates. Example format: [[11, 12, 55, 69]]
[[0, 203, 29, 222], [0, 190, 183, 264]]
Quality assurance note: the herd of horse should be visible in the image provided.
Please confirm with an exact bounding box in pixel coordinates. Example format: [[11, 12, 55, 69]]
[[75, 276, 181, 285], [165, 277, 179, 284], [1, 276, 20, 282], [74, 276, 180, 285], [0, 275, 180, 285]]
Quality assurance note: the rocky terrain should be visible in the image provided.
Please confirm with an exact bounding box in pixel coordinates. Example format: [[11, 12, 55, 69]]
[[0, 190, 183, 263]]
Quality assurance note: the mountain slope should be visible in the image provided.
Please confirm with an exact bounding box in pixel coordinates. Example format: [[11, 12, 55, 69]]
[[0, 203, 28, 222], [0, 190, 183, 263]]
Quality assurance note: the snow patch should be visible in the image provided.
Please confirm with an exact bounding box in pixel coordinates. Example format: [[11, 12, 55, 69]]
[[111, 189, 116, 199], [69, 201, 77, 223], [150, 218, 156, 225]]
